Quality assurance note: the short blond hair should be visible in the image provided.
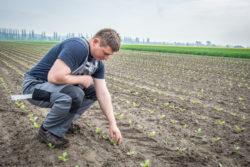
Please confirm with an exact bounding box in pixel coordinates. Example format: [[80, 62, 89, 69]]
[[94, 28, 121, 52]]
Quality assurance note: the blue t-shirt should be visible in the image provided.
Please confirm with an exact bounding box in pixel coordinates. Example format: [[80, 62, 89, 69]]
[[26, 38, 105, 81]]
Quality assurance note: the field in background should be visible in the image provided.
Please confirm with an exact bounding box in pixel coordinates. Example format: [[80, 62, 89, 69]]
[[122, 44, 250, 59], [0, 41, 249, 167], [2, 40, 250, 59]]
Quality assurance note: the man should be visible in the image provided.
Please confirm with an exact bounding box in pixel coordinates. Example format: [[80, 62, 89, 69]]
[[22, 28, 123, 148]]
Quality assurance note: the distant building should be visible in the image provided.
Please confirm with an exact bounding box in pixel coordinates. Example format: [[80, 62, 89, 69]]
[[234, 45, 244, 48]]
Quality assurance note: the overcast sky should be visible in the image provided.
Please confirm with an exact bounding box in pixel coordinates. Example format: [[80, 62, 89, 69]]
[[0, 0, 250, 46]]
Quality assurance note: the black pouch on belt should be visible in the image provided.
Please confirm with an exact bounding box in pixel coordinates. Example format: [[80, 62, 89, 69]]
[[32, 88, 51, 102]]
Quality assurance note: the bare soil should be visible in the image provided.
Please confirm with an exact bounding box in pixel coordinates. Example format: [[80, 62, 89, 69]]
[[0, 41, 249, 167]]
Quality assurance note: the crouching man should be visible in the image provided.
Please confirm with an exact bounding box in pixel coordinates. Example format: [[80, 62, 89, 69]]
[[22, 28, 123, 148]]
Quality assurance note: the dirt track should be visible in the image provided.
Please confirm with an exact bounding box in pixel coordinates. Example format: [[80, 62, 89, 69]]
[[0, 41, 249, 167]]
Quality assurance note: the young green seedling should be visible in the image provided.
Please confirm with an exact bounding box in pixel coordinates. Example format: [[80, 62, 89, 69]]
[[213, 107, 223, 112], [145, 109, 152, 114], [230, 112, 237, 117], [169, 104, 175, 110], [160, 114, 166, 120], [109, 138, 118, 145], [86, 122, 92, 127], [102, 134, 109, 140], [211, 137, 221, 143], [28, 113, 40, 128], [183, 124, 188, 128], [58, 152, 69, 162], [238, 97, 244, 101], [128, 119, 133, 126], [126, 150, 137, 156], [170, 119, 177, 124], [195, 128, 202, 135], [191, 99, 201, 104], [96, 128, 117, 145], [15, 101, 27, 111], [48, 143, 55, 149], [233, 144, 240, 154], [116, 113, 124, 120], [33, 122, 40, 129], [164, 102, 170, 107], [179, 96, 185, 100], [234, 125, 245, 133], [176, 147, 187, 153], [140, 159, 151, 167], [241, 115, 246, 120], [178, 107, 186, 112], [95, 127, 101, 134], [215, 120, 225, 126], [147, 131, 156, 138], [132, 102, 140, 107]]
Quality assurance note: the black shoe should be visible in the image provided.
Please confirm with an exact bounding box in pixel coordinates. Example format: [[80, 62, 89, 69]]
[[67, 123, 81, 134], [37, 126, 69, 148]]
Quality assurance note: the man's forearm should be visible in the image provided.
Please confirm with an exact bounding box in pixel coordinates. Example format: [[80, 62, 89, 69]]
[[48, 74, 84, 85], [97, 89, 117, 126]]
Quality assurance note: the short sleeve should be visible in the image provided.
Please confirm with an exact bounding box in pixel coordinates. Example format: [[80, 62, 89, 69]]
[[92, 61, 105, 79], [58, 40, 87, 72]]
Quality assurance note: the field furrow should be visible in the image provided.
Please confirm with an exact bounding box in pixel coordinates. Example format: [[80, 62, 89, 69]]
[[0, 41, 249, 167]]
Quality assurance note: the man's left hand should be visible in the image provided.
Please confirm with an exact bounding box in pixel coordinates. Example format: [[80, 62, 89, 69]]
[[109, 124, 123, 145]]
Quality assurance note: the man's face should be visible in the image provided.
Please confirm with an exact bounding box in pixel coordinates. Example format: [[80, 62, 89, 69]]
[[90, 38, 114, 60]]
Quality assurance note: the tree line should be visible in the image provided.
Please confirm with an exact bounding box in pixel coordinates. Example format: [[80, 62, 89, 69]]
[[0, 28, 90, 41]]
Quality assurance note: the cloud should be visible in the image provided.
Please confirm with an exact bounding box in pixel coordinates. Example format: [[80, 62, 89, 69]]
[[0, 0, 249, 46]]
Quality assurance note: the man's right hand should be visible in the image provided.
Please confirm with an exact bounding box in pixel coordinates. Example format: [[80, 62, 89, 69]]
[[80, 75, 93, 88]]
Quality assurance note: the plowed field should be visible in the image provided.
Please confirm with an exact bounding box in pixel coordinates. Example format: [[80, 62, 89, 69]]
[[0, 41, 249, 167]]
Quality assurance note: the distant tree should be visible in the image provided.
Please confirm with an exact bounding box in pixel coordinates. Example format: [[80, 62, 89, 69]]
[[147, 38, 150, 43], [206, 41, 212, 46], [21, 29, 27, 40], [17, 29, 20, 39], [41, 32, 46, 40], [234, 45, 244, 48], [195, 41, 203, 46], [31, 30, 35, 39], [53, 32, 58, 41], [135, 37, 140, 43]]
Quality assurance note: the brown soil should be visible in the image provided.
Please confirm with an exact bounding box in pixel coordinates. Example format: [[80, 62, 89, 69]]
[[0, 41, 249, 167]]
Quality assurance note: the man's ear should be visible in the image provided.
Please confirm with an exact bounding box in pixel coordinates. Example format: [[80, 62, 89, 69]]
[[93, 38, 100, 46]]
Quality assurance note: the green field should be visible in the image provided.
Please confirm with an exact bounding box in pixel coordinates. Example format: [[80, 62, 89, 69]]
[[1, 40, 250, 59], [122, 44, 250, 59]]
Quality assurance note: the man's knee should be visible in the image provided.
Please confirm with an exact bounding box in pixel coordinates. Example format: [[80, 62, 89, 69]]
[[84, 85, 97, 101], [60, 85, 85, 113]]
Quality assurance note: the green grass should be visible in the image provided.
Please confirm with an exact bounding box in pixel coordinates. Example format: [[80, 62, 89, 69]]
[[121, 44, 250, 59], [1, 40, 249, 59]]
